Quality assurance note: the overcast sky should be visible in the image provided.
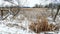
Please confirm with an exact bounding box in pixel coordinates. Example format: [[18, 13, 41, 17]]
[[20, 0, 60, 7], [20, 0, 52, 7], [0, 0, 60, 7], [20, 0, 40, 7]]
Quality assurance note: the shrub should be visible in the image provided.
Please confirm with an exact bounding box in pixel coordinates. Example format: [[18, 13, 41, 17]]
[[29, 16, 58, 33]]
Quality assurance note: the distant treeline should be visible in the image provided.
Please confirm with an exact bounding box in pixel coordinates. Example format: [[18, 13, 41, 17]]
[[33, 3, 60, 8]]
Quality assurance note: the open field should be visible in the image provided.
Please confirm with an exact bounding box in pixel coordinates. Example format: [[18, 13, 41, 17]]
[[0, 8, 60, 34], [0, 8, 51, 16]]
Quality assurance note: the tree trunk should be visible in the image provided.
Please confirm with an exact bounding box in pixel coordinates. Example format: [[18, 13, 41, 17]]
[[13, 7, 20, 16], [1, 10, 3, 20], [53, 8, 59, 22], [51, 8, 54, 17]]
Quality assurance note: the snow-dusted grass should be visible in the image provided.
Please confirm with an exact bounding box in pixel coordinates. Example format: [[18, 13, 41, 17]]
[[0, 9, 60, 34]]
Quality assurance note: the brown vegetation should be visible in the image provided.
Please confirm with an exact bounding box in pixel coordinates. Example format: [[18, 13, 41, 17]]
[[29, 16, 58, 33]]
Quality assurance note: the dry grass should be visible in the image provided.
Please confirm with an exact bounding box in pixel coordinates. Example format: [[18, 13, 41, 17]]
[[29, 16, 58, 33]]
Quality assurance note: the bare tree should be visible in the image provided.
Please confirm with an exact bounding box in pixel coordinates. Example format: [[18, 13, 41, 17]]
[[0, 10, 3, 20], [4, 0, 18, 6], [49, 3, 54, 17], [12, 0, 20, 16], [4, 0, 20, 16], [0, 0, 20, 20], [53, 5, 60, 22]]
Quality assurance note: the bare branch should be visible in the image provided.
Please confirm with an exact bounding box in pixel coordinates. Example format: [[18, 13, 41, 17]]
[[4, 0, 18, 6]]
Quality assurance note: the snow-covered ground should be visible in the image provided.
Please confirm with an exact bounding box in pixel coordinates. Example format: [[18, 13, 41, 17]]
[[0, 10, 60, 34], [0, 14, 36, 34]]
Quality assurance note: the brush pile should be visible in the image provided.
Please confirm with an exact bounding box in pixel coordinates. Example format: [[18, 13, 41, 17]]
[[29, 16, 59, 33]]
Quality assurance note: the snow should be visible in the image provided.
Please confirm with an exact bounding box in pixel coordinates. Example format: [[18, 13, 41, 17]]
[[0, 14, 36, 34], [0, 8, 60, 34], [0, 14, 60, 34]]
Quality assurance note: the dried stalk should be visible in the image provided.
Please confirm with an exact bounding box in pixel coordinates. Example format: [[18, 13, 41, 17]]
[[29, 16, 58, 33]]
